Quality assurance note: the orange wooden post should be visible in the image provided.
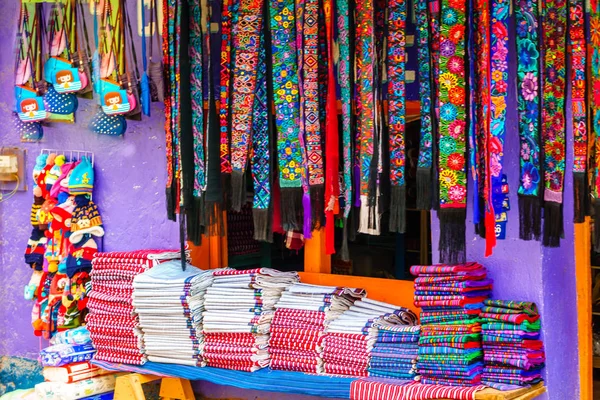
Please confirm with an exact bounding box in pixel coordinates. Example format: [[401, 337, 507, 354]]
[[575, 218, 592, 400], [304, 228, 331, 274], [189, 210, 229, 269]]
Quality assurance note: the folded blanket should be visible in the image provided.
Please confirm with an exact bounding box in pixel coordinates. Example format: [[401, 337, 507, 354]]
[[40, 344, 96, 367], [35, 374, 120, 400], [483, 299, 538, 316], [43, 363, 110, 383], [480, 312, 540, 324]]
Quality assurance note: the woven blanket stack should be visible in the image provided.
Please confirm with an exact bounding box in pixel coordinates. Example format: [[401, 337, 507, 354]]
[[322, 298, 418, 377], [368, 324, 421, 380], [269, 283, 366, 373], [411, 263, 493, 386], [132, 260, 215, 366], [202, 268, 300, 371], [480, 299, 545, 389], [87, 250, 186, 365]]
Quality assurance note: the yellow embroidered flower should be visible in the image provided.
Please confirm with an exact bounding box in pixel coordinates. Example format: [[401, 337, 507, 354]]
[[281, 70, 288, 78], [285, 147, 292, 155], [439, 73, 457, 90], [289, 173, 296, 180], [491, 96, 506, 116], [283, 168, 290, 174], [282, 7, 289, 15], [440, 170, 457, 188], [283, 22, 289, 28], [285, 81, 293, 89], [286, 95, 292, 102], [289, 160, 296, 168], [491, 70, 503, 83]]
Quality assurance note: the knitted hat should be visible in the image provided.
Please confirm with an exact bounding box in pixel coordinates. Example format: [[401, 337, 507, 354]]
[[50, 196, 76, 232], [25, 228, 47, 270], [33, 154, 48, 189], [70, 201, 104, 243], [44, 237, 61, 273], [37, 198, 58, 231], [46, 155, 65, 188], [66, 237, 97, 278], [68, 156, 94, 195], [31, 196, 45, 227], [50, 161, 77, 199]]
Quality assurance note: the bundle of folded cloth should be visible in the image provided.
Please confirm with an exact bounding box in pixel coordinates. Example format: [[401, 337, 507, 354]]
[[368, 324, 421, 381], [132, 260, 215, 366], [269, 283, 366, 373], [202, 268, 300, 371], [321, 298, 418, 377], [87, 250, 187, 365], [480, 299, 545, 389], [35, 374, 120, 400], [411, 262, 492, 386]]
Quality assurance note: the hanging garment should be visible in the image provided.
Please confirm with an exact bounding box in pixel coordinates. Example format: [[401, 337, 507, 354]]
[[219, 0, 235, 175], [591, 0, 600, 250]]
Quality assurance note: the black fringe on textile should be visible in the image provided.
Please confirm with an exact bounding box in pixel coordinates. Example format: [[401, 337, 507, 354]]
[[179, 211, 187, 271], [340, 218, 350, 261], [230, 170, 246, 212], [594, 201, 600, 252], [389, 185, 406, 233], [186, 196, 204, 246], [253, 208, 272, 242], [542, 201, 563, 248], [519, 195, 541, 241], [310, 185, 325, 230], [574, 172, 586, 223], [221, 173, 231, 210], [438, 208, 466, 265], [349, 206, 358, 241], [476, 199, 486, 239], [416, 167, 432, 211], [166, 185, 176, 221], [204, 201, 225, 237], [280, 187, 303, 232]]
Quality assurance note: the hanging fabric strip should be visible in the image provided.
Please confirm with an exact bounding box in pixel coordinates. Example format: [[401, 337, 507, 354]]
[[516, 0, 541, 240], [591, 0, 600, 250], [356, 0, 377, 234], [163, 0, 176, 220], [467, 0, 479, 228], [251, 33, 271, 241], [190, 0, 205, 201], [416, 0, 434, 211], [570, 0, 587, 222], [541, 0, 566, 247], [429, 0, 441, 210], [174, 0, 183, 212], [229, 0, 265, 211], [387, 0, 407, 233], [488, 0, 510, 251], [324, 0, 339, 254], [437, 0, 467, 264], [270, 0, 305, 232], [219, 0, 234, 174], [303, 0, 324, 230]]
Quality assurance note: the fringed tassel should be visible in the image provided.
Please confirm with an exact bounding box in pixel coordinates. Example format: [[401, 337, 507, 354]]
[[340, 218, 350, 261], [358, 195, 380, 235], [230, 170, 246, 212], [310, 185, 325, 230], [221, 173, 232, 209], [389, 185, 406, 233], [416, 167, 432, 210], [280, 187, 303, 232], [574, 172, 586, 223], [303, 192, 312, 239], [438, 208, 466, 265], [166, 185, 176, 221], [253, 208, 272, 242], [186, 196, 204, 246], [594, 200, 600, 252], [542, 201, 563, 247], [204, 201, 225, 237], [519, 195, 541, 241]]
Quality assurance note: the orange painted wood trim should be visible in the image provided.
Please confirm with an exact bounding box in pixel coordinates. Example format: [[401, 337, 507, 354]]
[[304, 229, 331, 273], [575, 218, 592, 400], [189, 210, 229, 270], [299, 272, 419, 315]]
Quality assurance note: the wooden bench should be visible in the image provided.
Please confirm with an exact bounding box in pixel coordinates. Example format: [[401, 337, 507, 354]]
[[114, 373, 195, 400]]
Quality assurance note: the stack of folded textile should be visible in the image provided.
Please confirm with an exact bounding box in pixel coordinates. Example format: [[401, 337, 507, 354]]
[[87, 250, 186, 365], [411, 263, 492, 386], [321, 298, 418, 377], [269, 283, 366, 373], [202, 268, 300, 371], [132, 260, 215, 366], [368, 324, 421, 381], [480, 299, 545, 388]]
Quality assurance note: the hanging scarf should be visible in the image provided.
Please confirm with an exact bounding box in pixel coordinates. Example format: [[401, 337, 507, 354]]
[[229, 0, 265, 211], [324, 0, 339, 254], [516, 0, 541, 240], [591, 0, 600, 250], [163, 0, 176, 220], [219, 0, 234, 175], [387, 0, 407, 233], [303, 0, 324, 230], [541, 0, 566, 247], [251, 30, 271, 241], [428, 0, 441, 210], [437, 0, 467, 264], [467, 0, 479, 229], [416, 0, 434, 211], [271, 0, 305, 232], [570, 0, 587, 222]]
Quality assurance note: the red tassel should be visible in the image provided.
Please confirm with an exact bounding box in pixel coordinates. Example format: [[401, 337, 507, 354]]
[[484, 209, 496, 257], [272, 176, 284, 235]]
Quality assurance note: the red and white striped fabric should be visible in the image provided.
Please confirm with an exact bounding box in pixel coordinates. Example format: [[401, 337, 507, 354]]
[[350, 380, 486, 400], [87, 250, 184, 365]]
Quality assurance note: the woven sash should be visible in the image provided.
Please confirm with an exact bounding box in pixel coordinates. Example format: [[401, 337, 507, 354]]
[[591, 0, 600, 250], [387, 0, 407, 233], [541, 0, 566, 247], [190, 0, 205, 198], [437, 0, 467, 264], [219, 0, 235, 174], [516, 0, 541, 240], [163, 0, 175, 219]]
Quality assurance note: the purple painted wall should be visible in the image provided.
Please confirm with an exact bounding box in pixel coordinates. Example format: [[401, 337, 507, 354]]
[[0, 0, 180, 359]]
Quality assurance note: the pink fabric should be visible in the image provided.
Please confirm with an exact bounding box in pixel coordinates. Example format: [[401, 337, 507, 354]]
[[350, 380, 486, 400]]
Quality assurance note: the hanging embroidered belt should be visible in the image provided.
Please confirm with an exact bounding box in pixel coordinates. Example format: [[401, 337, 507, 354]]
[[516, 0, 541, 240], [163, 0, 175, 218], [541, 0, 566, 247], [190, 0, 205, 198], [387, 0, 407, 233], [219, 0, 234, 174], [591, 0, 600, 250]]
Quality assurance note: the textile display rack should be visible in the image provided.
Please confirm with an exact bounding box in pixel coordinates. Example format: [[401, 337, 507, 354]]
[[39, 149, 95, 167]]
